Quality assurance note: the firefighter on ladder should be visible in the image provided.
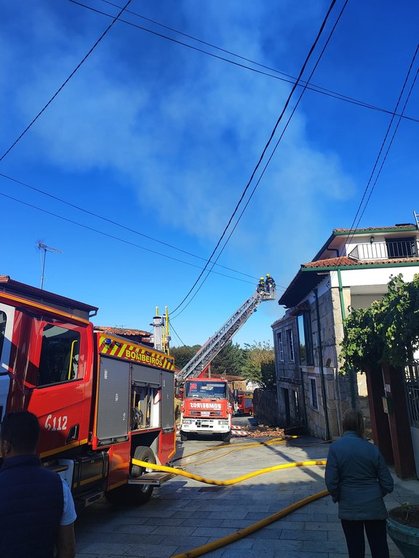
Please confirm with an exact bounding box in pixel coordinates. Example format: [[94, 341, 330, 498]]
[[257, 276, 265, 293], [265, 273, 275, 293]]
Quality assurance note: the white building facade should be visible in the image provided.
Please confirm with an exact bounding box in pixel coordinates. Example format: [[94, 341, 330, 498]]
[[273, 222, 419, 439]]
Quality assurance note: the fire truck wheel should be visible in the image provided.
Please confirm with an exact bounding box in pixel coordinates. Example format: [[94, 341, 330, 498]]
[[180, 431, 188, 442], [221, 432, 231, 443], [105, 446, 156, 506]]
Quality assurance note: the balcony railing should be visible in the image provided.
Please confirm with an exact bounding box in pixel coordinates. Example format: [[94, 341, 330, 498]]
[[348, 239, 419, 261]]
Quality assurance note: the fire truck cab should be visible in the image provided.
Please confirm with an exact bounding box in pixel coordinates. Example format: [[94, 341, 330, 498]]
[[0, 276, 176, 507], [180, 377, 232, 442]]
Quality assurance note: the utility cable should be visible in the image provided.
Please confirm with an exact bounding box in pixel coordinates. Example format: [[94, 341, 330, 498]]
[[0, 172, 257, 281], [0, 0, 133, 163], [356, 67, 418, 228], [344, 44, 419, 248], [0, 190, 255, 285], [71, 0, 419, 124], [169, 321, 187, 347], [193, 0, 349, 303], [170, 0, 347, 319], [169, 0, 340, 316]]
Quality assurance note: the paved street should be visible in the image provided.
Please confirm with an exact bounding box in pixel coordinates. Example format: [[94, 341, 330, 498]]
[[75, 434, 416, 558]]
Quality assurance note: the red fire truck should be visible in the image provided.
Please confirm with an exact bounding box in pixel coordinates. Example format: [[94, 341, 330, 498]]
[[180, 377, 232, 442], [0, 276, 176, 507], [236, 393, 253, 416], [177, 279, 276, 443]]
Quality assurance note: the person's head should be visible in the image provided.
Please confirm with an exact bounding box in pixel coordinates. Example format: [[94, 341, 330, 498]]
[[0, 411, 40, 458], [342, 409, 364, 438]]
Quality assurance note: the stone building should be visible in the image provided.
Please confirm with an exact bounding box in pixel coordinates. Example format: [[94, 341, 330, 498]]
[[272, 221, 419, 440]]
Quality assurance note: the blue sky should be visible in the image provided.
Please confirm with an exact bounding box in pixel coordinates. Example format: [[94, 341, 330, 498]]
[[0, 0, 418, 348]]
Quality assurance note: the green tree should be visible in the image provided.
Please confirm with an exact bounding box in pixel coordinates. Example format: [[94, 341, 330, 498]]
[[341, 274, 419, 372], [211, 342, 246, 377], [242, 341, 275, 388], [170, 345, 201, 369]]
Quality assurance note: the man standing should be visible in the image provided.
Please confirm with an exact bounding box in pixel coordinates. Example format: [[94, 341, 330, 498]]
[[0, 411, 77, 558]]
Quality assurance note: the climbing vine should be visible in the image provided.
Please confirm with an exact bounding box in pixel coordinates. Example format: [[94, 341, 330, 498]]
[[341, 274, 419, 373]]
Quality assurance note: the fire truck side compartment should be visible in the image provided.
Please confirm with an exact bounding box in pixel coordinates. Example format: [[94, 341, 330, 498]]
[[97, 357, 130, 443], [161, 370, 175, 431]]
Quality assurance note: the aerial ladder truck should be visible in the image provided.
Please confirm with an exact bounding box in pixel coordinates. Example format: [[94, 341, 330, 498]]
[[177, 276, 275, 441]]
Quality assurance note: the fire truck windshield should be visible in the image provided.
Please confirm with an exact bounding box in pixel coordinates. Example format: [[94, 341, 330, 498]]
[[185, 381, 227, 399]]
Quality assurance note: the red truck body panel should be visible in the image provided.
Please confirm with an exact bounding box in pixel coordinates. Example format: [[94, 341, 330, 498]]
[[0, 276, 176, 505]]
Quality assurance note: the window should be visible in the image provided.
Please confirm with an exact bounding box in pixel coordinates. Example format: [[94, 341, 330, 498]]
[[386, 237, 417, 259], [185, 381, 227, 399], [38, 325, 80, 386], [297, 313, 314, 366], [286, 329, 295, 362], [310, 378, 318, 409], [276, 332, 284, 361], [0, 311, 6, 358]]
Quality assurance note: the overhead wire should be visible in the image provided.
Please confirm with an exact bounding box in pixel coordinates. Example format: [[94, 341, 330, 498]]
[[0, 172, 257, 281], [70, 0, 419, 124], [0, 190, 255, 285], [343, 44, 419, 249], [169, 321, 187, 347], [356, 68, 418, 228], [170, 0, 348, 320], [169, 0, 340, 316], [0, 0, 133, 163]]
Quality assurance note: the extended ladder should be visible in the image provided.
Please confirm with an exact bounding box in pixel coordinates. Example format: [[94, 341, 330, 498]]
[[177, 287, 275, 382]]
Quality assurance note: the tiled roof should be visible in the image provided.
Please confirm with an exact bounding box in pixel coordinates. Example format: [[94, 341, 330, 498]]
[[302, 257, 419, 269], [96, 326, 151, 337], [334, 225, 416, 233]]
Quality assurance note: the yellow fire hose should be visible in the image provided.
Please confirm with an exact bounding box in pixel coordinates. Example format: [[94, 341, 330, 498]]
[[132, 457, 328, 557], [132, 458, 326, 486], [171, 436, 295, 464], [172, 489, 329, 558]]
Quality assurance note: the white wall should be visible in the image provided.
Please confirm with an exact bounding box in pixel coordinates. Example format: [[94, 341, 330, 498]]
[[330, 266, 419, 289]]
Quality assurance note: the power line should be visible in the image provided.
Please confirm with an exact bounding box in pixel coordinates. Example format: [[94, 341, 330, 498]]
[[0, 189, 256, 285], [0, 0, 133, 163], [345, 44, 419, 246], [70, 0, 419, 124], [354, 67, 418, 228], [0, 172, 257, 281], [169, 0, 344, 317], [170, 0, 348, 321], [169, 321, 186, 347]]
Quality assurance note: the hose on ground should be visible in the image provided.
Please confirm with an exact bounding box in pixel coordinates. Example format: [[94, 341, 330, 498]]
[[171, 489, 329, 558], [132, 458, 326, 486]]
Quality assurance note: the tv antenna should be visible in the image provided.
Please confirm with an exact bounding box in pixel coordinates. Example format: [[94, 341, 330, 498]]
[[37, 241, 62, 289]]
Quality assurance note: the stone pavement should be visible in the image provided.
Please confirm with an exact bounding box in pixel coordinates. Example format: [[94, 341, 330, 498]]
[[75, 436, 419, 557]]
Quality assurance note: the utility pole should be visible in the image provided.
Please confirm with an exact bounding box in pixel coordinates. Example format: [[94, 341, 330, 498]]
[[37, 242, 62, 289]]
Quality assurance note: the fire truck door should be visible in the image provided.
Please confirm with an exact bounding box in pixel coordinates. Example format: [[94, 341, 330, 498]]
[[27, 321, 91, 456], [0, 303, 15, 421]]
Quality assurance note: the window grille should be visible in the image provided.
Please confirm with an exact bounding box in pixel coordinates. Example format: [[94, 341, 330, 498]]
[[405, 362, 419, 428]]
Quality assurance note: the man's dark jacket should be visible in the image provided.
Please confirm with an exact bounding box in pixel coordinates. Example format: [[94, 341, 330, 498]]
[[0, 454, 64, 558]]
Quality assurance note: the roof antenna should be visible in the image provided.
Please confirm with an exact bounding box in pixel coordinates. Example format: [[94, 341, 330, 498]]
[[37, 241, 62, 289]]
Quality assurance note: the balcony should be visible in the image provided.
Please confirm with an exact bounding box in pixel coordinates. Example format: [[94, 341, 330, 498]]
[[348, 238, 419, 261]]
